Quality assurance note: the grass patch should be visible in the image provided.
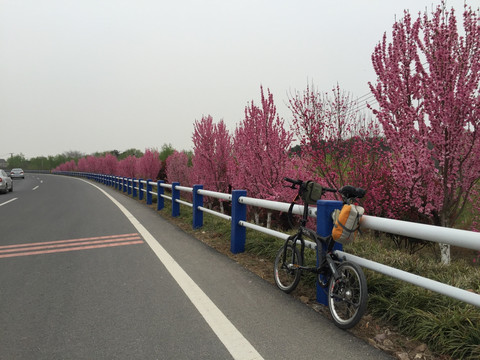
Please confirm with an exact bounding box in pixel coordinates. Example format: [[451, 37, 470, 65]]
[[347, 234, 480, 359]]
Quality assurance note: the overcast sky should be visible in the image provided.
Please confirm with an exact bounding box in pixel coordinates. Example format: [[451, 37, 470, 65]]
[[0, 0, 476, 159]]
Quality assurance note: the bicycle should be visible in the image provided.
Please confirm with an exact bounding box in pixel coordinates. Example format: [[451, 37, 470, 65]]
[[273, 177, 368, 329]]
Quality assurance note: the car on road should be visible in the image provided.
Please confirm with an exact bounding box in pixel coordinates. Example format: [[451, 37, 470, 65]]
[[0, 169, 13, 193], [10, 168, 25, 179]]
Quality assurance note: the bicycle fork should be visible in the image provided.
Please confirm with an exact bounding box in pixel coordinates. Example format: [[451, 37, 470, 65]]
[[317, 252, 341, 287], [282, 239, 300, 270], [325, 254, 340, 280]]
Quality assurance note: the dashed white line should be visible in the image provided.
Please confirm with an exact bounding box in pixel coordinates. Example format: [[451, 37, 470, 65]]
[[0, 198, 17, 207], [32, 186, 39, 191]]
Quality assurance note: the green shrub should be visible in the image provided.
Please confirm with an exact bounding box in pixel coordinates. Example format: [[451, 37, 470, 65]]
[[349, 235, 480, 359]]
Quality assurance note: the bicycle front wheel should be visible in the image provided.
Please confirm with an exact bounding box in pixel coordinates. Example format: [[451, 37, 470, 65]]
[[328, 261, 367, 329], [273, 242, 302, 293]]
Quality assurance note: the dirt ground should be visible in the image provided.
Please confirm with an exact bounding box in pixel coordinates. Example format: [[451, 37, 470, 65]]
[[162, 213, 452, 360]]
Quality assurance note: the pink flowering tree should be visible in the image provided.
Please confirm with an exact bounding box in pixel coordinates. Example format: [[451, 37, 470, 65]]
[[68, 159, 77, 171], [369, 4, 480, 263], [84, 155, 101, 173], [136, 149, 161, 180], [231, 87, 294, 227], [289, 84, 392, 217], [192, 115, 232, 211], [55, 159, 77, 172], [166, 150, 192, 187], [117, 155, 138, 178], [77, 157, 89, 172], [100, 153, 118, 175]]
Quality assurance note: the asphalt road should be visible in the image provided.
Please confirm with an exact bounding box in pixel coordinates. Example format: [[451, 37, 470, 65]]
[[0, 174, 392, 359]]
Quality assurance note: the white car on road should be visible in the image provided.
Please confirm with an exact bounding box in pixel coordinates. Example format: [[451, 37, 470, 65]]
[[9, 168, 25, 179], [0, 169, 13, 193]]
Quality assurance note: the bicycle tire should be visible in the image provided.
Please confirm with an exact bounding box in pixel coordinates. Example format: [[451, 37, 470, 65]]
[[273, 242, 302, 293], [328, 261, 367, 329]]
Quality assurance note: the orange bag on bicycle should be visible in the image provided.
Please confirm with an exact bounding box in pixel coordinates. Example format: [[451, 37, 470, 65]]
[[331, 204, 364, 244]]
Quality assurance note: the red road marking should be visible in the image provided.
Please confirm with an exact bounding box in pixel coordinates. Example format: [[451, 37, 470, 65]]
[[0, 233, 144, 259], [0, 233, 139, 250], [0, 236, 141, 254]]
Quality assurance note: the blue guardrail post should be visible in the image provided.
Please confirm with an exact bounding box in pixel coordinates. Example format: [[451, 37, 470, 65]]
[[127, 178, 132, 195], [157, 180, 164, 211], [139, 179, 144, 201], [146, 180, 152, 205], [192, 184, 204, 229], [316, 199, 343, 305], [231, 190, 247, 254], [171, 182, 180, 217], [132, 178, 137, 198]]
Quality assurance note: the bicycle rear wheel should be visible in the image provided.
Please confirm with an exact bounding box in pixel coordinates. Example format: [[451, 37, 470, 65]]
[[273, 241, 302, 293], [328, 261, 367, 329]]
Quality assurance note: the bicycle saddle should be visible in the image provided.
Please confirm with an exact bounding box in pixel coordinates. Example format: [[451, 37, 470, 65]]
[[339, 185, 366, 199]]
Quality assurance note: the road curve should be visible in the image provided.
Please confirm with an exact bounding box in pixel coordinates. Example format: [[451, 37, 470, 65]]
[[0, 174, 392, 359]]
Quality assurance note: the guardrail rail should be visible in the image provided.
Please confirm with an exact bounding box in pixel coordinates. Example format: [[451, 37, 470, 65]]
[[53, 171, 480, 308]]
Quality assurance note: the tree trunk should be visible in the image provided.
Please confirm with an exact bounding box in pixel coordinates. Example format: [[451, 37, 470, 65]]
[[254, 212, 260, 225], [439, 243, 451, 265], [267, 212, 272, 229], [439, 214, 451, 265]]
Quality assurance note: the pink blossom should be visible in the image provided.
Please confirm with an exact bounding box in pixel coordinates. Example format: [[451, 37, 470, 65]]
[[369, 4, 480, 228]]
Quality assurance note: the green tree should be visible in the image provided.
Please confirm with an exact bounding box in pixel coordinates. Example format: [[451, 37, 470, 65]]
[[29, 156, 50, 170], [159, 144, 175, 162], [118, 148, 143, 160], [7, 154, 27, 169]]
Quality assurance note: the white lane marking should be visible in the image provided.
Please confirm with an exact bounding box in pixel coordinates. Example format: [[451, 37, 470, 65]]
[[0, 198, 17, 207], [32, 186, 39, 191], [80, 179, 263, 360]]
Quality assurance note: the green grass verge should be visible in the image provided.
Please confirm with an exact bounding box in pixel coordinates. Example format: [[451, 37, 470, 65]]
[[347, 235, 480, 359]]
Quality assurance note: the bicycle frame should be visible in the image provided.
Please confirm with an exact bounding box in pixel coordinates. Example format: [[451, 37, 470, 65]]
[[284, 226, 341, 284]]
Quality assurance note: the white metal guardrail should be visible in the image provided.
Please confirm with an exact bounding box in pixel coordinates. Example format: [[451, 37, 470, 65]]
[[362, 215, 480, 251], [54, 171, 480, 308], [337, 251, 480, 307]]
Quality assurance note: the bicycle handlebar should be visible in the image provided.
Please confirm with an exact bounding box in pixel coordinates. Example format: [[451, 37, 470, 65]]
[[284, 177, 335, 192], [283, 177, 365, 200], [284, 177, 302, 186], [323, 187, 337, 193]]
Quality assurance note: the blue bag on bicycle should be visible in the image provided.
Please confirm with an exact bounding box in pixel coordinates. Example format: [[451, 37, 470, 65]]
[[331, 204, 364, 244]]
